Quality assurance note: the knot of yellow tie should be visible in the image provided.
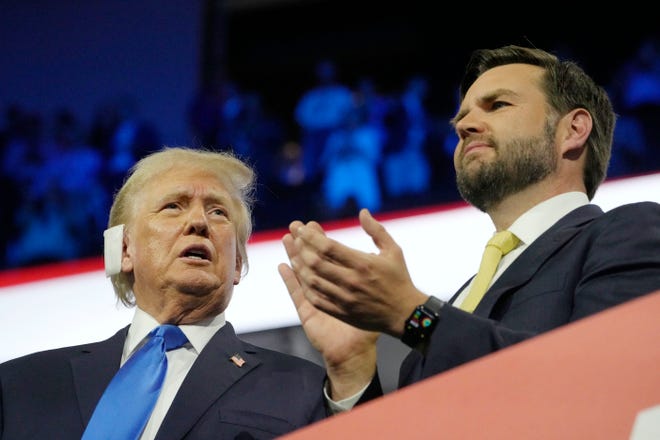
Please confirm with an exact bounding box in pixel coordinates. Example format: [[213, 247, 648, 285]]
[[460, 231, 520, 313], [487, 230, 520, 256]]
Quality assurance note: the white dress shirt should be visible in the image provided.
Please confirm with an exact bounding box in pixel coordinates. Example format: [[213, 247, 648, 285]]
[[119, 307, 226, 440], [452, 192, 589, 308]]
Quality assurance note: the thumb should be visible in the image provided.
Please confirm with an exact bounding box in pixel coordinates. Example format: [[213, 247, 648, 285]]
[[359, 208, 397, 254]]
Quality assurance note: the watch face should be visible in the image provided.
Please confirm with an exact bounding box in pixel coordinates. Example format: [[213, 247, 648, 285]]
[[409, 309, 434, 329], [420, 315, 434, 328], [403, 302, 442, 348]]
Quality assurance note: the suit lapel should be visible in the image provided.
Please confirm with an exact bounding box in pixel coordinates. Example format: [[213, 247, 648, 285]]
[[473, 204, 603, 316], [155, 322, 261, 440], [70, 326, 128, 423]]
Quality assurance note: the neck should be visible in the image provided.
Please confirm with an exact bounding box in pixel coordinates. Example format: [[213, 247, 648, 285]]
[[487, 177, 585, 231], [135, 289, 228, 325]]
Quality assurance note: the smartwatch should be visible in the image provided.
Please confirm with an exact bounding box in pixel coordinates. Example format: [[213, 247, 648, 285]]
[[401, 295, 445, 350]]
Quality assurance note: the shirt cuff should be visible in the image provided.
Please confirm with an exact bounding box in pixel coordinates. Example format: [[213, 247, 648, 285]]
[[323, 378, 370, 414]]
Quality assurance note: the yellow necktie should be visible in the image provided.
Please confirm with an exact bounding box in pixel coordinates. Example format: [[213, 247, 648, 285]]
[[460, 230, 519, 313]]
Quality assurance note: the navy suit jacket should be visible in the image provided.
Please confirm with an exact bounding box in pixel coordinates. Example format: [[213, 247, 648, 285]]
[[0, 322, 327, 440], [394, 201, 660, 387]]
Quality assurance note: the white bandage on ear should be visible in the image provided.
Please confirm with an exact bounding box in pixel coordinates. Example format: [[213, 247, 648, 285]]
[[103, 224, 125, 277]]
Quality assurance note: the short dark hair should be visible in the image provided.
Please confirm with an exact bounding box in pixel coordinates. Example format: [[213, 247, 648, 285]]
[[459, 45, 616, 200]]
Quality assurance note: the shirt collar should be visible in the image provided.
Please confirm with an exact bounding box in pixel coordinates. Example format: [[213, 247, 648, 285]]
[[508, 192, 589, 246], [123, 307, 226, 363]]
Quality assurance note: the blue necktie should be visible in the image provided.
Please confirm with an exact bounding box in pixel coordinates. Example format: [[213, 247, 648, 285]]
[[82, 324, 188, 440]]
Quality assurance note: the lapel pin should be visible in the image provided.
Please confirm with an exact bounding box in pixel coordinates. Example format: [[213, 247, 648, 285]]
[[230, 353, 245, 367]]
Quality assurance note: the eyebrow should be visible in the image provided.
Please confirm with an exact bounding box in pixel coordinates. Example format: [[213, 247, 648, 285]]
[[451, 88, 521, 126], [159, 188, 232, 206]]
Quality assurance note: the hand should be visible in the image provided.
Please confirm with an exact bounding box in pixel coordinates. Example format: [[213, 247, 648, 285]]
[[282, 208, 428, 338], [278, 257, 378, 400]]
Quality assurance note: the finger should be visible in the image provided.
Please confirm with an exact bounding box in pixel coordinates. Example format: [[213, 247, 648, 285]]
[[277, 263, 303, 306], [282, 232, 298, 260], [279, 244, 335, 310], [289, 220, 324, 240], [293, 232, 359, 291], [295, 222, 365, 271], [279, 260, 351, 332], [305, 221, 326, 234], [287, 221, 330, 264], [281, 234, 311, 301], [288, 220, 305, 235], [359, 208, 398, 255], [285, 230, 334, 287], [278, 262, 317, 322]]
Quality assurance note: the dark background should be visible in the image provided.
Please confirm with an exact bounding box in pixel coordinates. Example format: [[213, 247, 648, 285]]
[[223, 0, 653, 135], [226, 3, 632, 87]]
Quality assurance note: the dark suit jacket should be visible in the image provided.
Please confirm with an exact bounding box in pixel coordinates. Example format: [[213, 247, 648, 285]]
[[393, 201, 660, 387], [0, 322, 327, 440]]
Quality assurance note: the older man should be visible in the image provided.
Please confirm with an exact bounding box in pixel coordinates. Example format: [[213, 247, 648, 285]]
[[0, 147, 327, 439]]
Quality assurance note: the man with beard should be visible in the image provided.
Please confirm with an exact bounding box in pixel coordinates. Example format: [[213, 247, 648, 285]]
[[278, 45, 660, 410]]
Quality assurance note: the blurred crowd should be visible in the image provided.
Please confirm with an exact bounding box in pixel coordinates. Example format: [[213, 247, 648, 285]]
[[2, 37, 659, 271]]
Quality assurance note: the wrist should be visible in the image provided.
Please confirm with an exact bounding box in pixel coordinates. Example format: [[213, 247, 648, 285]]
[[326, 345, 377, 401], [400, 295, 445, 352], [327, 360, 376, 401], [391, 291, 430, 337]]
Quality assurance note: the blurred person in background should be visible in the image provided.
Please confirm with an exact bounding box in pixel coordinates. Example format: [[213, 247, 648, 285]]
[[294, 59, 354, 187]]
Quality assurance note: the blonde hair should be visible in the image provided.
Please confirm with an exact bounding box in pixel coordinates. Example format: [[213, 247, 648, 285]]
[[107, 146, 256, 306]]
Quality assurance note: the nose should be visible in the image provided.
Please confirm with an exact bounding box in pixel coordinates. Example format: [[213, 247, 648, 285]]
[[454, 111, 485, 140], [184, 206, 209, 236]]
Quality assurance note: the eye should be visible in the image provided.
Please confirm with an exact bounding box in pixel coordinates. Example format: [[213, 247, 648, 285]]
[[490, 100, 510, 110], [210, 207, 229, 217], [162, 202, 180, 211]]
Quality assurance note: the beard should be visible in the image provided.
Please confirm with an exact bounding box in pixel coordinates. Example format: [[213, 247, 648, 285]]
[[455, 120, 558, 212]]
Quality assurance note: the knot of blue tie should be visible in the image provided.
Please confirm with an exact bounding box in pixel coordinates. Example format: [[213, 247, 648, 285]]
[[155, 324, 189, 352], [82, 324, 188, 440]]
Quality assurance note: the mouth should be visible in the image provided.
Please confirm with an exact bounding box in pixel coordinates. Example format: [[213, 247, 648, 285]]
[[463, 140, 491, 157], [179, 244, 212, 261]]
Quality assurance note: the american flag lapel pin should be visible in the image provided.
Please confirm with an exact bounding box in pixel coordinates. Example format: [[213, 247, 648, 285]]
[[230, 353, 245, 367]]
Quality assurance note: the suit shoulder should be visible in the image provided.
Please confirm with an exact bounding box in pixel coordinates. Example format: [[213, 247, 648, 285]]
[[0, 327, 125, 371], [2, 341, 89, 367], [605, 200, 660, 213], [582, 201, 660, 244], [598, 201, 660, 222]]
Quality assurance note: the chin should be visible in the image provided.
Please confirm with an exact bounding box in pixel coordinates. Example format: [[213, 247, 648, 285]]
[[176, 273, 221, 296]]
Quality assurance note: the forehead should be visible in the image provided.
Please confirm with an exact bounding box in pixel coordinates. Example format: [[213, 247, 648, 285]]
[[464, 63, 546, 102], [140, 165, 230, 200]]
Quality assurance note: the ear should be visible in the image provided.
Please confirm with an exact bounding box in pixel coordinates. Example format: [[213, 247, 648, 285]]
[[233, 254, 242, 285], [558, 108, 592, 160], [121, 231, 134, 273]]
